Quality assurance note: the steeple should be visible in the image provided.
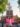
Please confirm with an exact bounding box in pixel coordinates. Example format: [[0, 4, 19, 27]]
[[6, 3, 13, 18], [8, 3, 12, 10]]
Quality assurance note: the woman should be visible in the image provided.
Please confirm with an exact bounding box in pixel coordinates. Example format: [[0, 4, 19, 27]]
[[12, 21, 18, 27]]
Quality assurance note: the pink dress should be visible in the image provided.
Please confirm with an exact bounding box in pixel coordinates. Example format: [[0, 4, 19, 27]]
[[6, 18, 15, 24]]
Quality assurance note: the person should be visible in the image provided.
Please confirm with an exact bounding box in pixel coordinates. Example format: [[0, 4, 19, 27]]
[[2, 20, 4, 27], [12, 21, 18, 27]]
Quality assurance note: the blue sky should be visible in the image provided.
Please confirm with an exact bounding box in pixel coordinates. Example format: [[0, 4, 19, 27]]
[[0, 0, 20, 17], [10, 0, 18, 14], [10, 0, 20, 17]]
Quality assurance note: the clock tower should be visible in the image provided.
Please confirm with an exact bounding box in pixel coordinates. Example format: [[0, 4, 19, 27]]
[[6, 3, 13, 18]]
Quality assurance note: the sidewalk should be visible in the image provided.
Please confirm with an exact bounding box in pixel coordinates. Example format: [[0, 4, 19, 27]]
[[0, 23, 2, 27]]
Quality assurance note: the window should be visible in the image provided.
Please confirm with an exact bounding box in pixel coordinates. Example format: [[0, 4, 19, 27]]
[[10, 11, 13, 16], [7, 10, 13, 18], [7, 11, 9, 15]]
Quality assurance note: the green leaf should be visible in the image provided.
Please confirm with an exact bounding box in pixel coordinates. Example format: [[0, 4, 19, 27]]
[[0, 0, 8, 5], [0, 0, 8, 13]]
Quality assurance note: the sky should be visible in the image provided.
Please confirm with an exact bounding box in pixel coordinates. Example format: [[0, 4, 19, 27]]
[[0, 0, 20, 17], [10, 0, 20, 17]]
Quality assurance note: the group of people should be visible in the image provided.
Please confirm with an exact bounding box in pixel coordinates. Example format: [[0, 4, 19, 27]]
[[2, 17, 18, 27]]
